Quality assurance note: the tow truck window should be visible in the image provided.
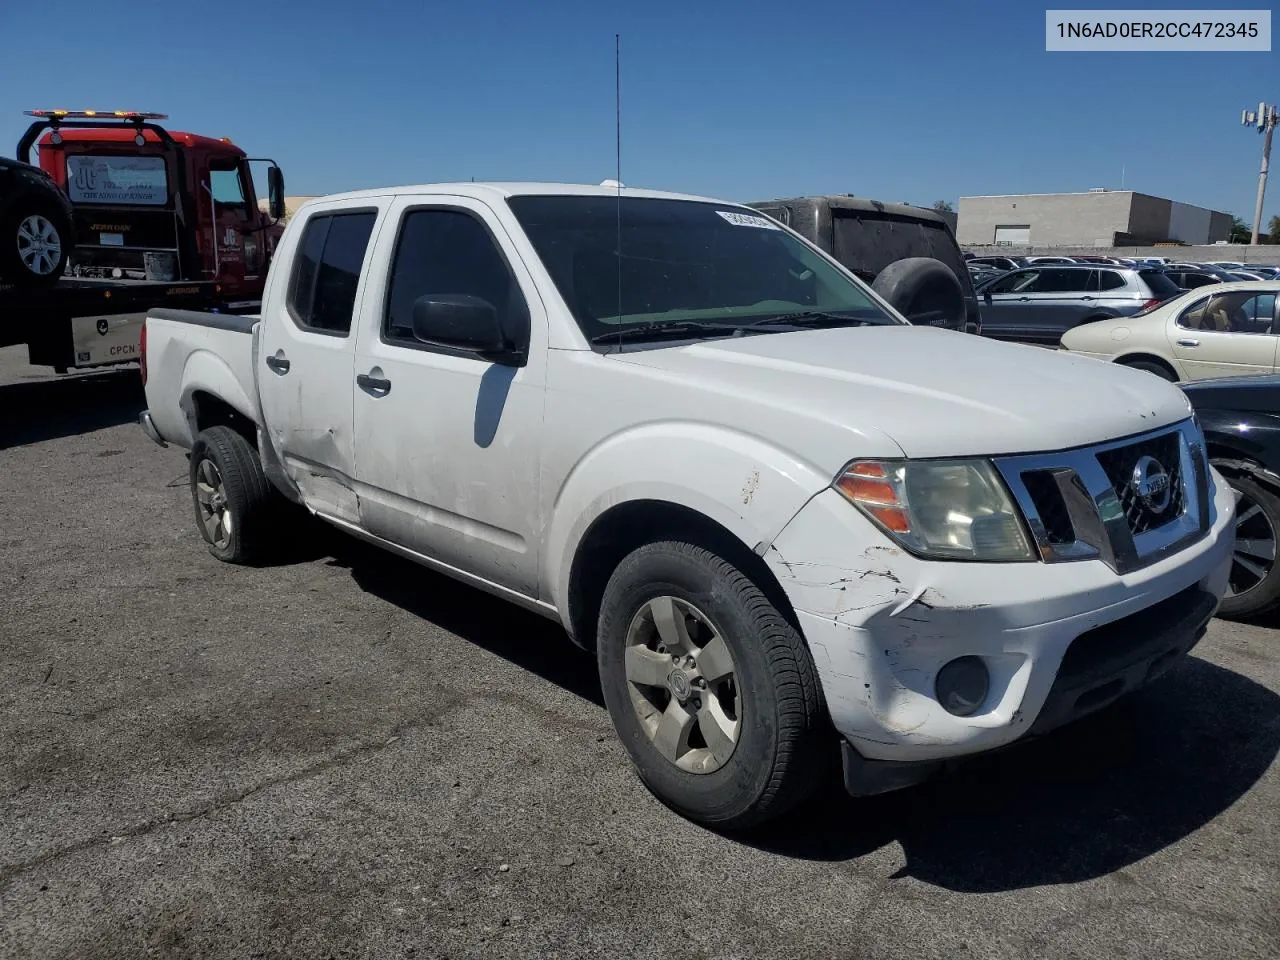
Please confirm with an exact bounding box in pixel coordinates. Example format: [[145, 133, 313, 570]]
[[66, 154, 167, 206], [210, 165, 249, 219], [286, 211, 377, 336]]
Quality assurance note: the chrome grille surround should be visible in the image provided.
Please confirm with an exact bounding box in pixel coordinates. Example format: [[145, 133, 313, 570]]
[[994, 419, 1211, 575]]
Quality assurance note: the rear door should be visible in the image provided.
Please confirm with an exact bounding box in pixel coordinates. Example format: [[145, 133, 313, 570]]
[[1169, 287, 1280, 380], [256, 199, 382, 524]]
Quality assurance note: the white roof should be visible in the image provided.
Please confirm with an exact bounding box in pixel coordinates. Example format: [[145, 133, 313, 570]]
[[299, 181, 728, 206]]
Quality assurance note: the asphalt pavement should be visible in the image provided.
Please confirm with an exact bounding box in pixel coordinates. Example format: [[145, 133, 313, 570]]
[[1, 345, 1277, 960]]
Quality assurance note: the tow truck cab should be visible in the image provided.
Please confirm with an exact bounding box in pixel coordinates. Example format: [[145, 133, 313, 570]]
[[18, 110, 286, 300]]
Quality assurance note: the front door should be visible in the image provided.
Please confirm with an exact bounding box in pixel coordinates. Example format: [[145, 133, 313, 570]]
[[980, 268, 1040, 338], [256, 200, 381, 524], [351, 196, 546, 595], [1169, 287, 1280, 380]]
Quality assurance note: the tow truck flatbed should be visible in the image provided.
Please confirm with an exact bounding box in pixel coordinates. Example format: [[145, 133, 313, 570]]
[[1, 278, 256, 371]]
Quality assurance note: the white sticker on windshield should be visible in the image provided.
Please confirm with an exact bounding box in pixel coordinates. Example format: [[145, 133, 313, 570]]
[[716, 210, 780, 230]]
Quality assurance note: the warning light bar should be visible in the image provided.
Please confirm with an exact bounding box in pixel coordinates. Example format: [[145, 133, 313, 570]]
[[24, 110, 169, 120]]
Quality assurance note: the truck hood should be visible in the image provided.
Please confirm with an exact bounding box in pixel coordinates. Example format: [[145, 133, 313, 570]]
[[614, 325, 1192, 458]]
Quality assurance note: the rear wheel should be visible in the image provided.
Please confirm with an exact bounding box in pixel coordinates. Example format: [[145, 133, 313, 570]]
[[1217, 473, 1280, 620], [597, 540, 830, 829], [1, 205, 68, 287], [1120, 358, 1177, 381], [189, 426, 277, 564]]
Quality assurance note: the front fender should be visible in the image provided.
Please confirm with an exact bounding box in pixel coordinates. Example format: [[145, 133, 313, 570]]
[[544, 421, 834, 613]]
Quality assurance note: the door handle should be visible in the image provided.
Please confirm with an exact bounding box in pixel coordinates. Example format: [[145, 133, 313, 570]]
[[1016, 296, 1031, 301], [1177, 338, 1200, 347], [356, 371, 392, 396], [1081, 296, 1095, 301], [265, 351, 290, 375]]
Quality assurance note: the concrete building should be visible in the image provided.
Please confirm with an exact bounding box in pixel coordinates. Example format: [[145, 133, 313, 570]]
[[956, 190, 1233, 248]]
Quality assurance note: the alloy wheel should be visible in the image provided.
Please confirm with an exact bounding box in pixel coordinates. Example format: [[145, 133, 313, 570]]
[[623, 596, 742, 774], [16, 214, 61, 276], [194, 458, 233, 549], [1226, 486, 1276, 598]]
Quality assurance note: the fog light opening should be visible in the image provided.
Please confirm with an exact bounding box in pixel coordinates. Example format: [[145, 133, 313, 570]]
[[936, 656, 990, 717]]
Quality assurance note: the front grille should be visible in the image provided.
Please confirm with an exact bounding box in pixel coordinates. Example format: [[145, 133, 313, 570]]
[[1096, 431, 1185, 535], [1021, 470, 1075, 544]]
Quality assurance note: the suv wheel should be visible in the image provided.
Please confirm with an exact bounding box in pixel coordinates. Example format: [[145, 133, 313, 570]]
[[2, 205, 68, 287]]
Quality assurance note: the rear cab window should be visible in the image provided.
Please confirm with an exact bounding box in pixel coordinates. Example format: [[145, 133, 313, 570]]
[[286, 210, 378, 335], [65, 154, 168, 206], [1138, 270, 1181, 299]]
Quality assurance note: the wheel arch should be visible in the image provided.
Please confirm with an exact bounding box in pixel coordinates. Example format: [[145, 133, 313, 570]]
[[179, 350, 259, 446], [564, 498, 802, 653], [1114, 351, 1179, 379]]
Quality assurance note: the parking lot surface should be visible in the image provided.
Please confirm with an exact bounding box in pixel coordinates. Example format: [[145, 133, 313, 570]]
[[1, 344, 1277, 960]]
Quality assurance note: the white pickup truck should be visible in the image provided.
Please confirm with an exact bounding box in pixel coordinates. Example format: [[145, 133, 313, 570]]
[[139, 182, 1235, 828]]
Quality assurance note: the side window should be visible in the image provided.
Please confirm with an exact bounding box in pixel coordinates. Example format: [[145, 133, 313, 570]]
[[384, 208, 522, 347], [210, 164, 249, 220], [286, 211, 377, 335], [1183, 273, 1218, 289], [1179, 291, 1278, 334], [988, 269, 1036, 294], [1097, 270, 1127, 291], [1030, 269, 1087, 293]]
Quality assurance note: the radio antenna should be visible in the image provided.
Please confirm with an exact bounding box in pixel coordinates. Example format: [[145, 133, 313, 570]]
[[614, 32, 623, 352]]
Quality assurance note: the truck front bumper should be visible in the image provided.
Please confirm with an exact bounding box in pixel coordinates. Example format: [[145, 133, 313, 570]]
[[764, 470, 1234, 779]]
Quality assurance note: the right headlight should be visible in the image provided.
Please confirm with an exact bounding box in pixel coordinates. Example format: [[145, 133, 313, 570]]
[[834, 459, 1035, 562]]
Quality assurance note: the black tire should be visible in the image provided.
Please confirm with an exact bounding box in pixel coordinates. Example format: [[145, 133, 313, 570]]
[[189, 425, 277, 564], [0, 202, 69, 287], [871, 257, 966, 330], [1217, 473, 1280, 621], [1120, 358, 1177, 381], [597, 540, 829, 829]]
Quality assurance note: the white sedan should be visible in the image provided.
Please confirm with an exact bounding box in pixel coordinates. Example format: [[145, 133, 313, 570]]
[[1059, 280, 1280, 381]]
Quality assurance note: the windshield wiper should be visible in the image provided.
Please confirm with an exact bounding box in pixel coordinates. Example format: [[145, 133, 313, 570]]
[[589, 320, 738, 345], [736, 310, 880, 329]]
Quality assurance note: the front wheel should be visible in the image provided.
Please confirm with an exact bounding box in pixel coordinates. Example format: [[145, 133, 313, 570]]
[[1218, 473, 1280, 621], [597, 541, 830, 829]]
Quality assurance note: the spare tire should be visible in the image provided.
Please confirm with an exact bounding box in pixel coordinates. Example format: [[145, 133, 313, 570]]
[[872, 257, 966, 331]]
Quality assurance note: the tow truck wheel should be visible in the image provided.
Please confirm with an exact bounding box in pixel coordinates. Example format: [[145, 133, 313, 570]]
[[189, 426, 276, 565], [597, 540, 831, 829], [2, 206, 68, 287]]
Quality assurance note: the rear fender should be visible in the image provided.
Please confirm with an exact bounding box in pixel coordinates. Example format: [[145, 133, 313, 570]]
[[179, 349, 259, 443], [545, 422, 833, 613]]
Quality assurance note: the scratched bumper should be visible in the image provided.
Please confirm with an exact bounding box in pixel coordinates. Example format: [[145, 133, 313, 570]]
[[765, 476, 1234, 764]]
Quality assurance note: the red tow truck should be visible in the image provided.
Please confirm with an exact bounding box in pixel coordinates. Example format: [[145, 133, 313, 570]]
[[1, 110, 286, 372]]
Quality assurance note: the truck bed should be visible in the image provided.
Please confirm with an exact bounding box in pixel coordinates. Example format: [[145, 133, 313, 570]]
[[142, 307, 260, 450]]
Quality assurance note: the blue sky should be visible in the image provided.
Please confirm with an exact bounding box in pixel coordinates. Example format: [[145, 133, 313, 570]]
[[2, 0, 1277, 227]]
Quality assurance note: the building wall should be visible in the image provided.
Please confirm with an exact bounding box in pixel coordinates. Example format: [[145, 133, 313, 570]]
[[1208, 211, 1234, 243], [1164, 200, 1209, 243], [1127, 193, 1173, 243], [958, 191, 1233, 248], [957, 192, 1135, 247]]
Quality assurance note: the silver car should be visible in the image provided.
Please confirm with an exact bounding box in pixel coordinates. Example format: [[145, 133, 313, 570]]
[[975, 264, 1182, 343]]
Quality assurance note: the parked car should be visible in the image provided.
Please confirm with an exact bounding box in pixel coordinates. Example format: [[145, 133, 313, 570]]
[[1204, 261, 1247, 271], [967, 255, 1024, 272], [1071, 256, 1122, 265], [1023, 256, 1078, 265], [1229, 271, 1270, 282], [138, 181, 1233, 829], [1162, 269, 1225, 291], [747, 195, 980, 334], [975, 263, 1181, 343], [0, 155, 74, 286], [1182, 375, 1280, 619], [1059, 281, 1279, 381]]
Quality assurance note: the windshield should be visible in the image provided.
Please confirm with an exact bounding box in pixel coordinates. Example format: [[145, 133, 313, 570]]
[[505, 195, 900, 342]]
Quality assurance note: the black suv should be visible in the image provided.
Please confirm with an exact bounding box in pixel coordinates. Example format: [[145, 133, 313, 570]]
[[0, 156, 75, 286], [746, 196, 980, 335]]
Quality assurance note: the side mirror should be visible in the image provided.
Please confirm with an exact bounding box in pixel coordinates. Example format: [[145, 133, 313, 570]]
[[983, 289, 993, 303], [268, 166, 286, 221], [412, 295, 512, 357]]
